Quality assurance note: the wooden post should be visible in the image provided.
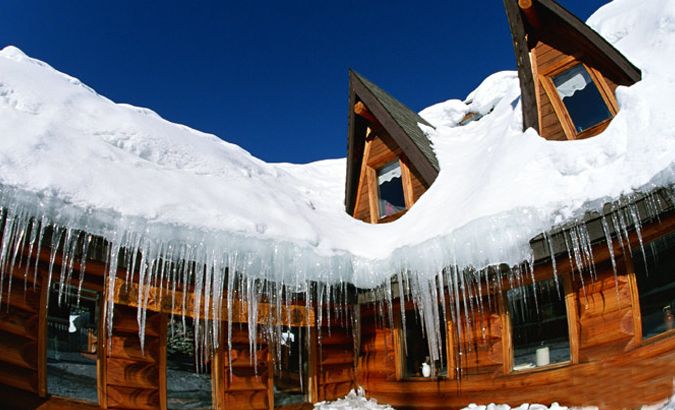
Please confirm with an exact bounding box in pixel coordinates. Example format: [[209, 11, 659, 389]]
[[97, 285, 108, 408], [563, 275, 580, 364], [499, 292, 513, 374], [211, 320, 225, 410], [37, 274, 49, 398], [159, 314, 168, 410]]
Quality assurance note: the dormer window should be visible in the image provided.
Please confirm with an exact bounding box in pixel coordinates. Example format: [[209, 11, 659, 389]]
[[552, 64, 612, 134], [540, 60, 619, 140], [377, 161, 406, 219]]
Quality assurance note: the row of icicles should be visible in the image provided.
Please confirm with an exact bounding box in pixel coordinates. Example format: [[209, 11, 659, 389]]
[[0, 187, 671, 379]]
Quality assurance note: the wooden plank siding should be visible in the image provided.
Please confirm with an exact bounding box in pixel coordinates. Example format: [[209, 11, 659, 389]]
[[213, 325, 273, 410], [0, 262, 47, 396], [316, 319, 356, 401], [105, 304, 165, 410]]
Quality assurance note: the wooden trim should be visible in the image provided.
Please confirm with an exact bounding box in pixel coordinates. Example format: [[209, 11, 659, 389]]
[[365, 166, 379, 224], [266, 348, 274, 409], [625, 262, 644, 349], [399, 158, 415, 209], [211, 320, 225, 410], [37, 274, 49, 398], [159, 314, 168, 410], [97, 283, 108, 409], [531, 47, 543, 134], [563, 275, 580, 364], [587, 65, 619, 114], [393, 326, 404, 381], [352, 138, 373, 220], [446, 320, 456, 380], [307, 327, 319, 403], [499, 292, 513, 374]]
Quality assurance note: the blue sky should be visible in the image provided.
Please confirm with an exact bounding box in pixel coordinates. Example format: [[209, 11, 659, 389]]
[[0, 1, 608, 163]]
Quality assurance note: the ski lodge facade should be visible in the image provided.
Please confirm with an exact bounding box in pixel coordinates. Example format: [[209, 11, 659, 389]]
[[0, 1, 673, 409]]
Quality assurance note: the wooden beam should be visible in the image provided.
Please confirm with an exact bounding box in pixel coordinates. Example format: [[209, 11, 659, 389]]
[[113, 278, 315, 327], [354, 101, 377, 125]]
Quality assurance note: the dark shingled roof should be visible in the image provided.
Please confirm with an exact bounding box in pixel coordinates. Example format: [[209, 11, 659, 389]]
[[504, 0, 641, 132], [354, 73, 439, 172], [345, 71, 439, 214]]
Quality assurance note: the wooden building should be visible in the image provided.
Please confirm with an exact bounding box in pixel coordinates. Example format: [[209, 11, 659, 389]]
[[350, 1, 672, 409], [0, 1, 672, 410]]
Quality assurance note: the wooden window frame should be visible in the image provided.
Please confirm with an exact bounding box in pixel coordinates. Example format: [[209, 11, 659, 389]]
[[393, 305, 452, 381], [502, 273, 579, 375], [367, 155, 415, 224], [625, 235, 675, 345], [539, 57, 619, 141]]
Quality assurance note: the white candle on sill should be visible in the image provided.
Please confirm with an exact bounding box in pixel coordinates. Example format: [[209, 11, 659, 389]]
[[536, 346, 550, 366]]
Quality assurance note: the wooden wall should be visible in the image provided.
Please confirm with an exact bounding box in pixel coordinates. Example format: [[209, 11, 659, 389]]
[[356, 222, 675, 409], [213, 325, 272, 410], [105, 304, 166, 410], [316, 324, 355, 401], [0, 263, 46, 397]]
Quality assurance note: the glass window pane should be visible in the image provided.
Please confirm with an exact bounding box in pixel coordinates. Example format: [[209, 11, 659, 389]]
[[507, 278, 570, 370], [403, 311, 447, 378], [632, 232, 675, 338], [274, 327, 309, 406], [377, 161, 406, 218], [47, 285, 100, 403], [167, 318, 213, 410], [553, 64, 612, 133]]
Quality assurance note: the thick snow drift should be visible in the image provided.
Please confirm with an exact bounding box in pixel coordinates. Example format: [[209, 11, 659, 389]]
[[1, 0, 674, 287]]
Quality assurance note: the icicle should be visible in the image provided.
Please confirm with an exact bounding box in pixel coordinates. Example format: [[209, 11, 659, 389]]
[[601, 216, 620, 297], [627, 203, 649, 276]]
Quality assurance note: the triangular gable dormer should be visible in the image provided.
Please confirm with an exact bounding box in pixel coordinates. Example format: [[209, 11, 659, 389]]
[[345, 71, 439, 223], [504, 0, 641, 140]]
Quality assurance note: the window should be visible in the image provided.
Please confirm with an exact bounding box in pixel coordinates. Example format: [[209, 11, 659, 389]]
[[166, 318, 213, 410], [47, 285, 100, 403], [632, 232, 675, 339], [401, 311, 447, 378], [507, 278, 570, 370], [377, 161, 406, 219], [274, 327, 310, 406], [552, 64, 612, 133]]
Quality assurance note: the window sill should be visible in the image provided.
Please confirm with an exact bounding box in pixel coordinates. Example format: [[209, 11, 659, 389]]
[[509, 360, 571, 375], [572, 117, 612, 140], [641, 328, 675, 346], [378, 209, 407, 223]]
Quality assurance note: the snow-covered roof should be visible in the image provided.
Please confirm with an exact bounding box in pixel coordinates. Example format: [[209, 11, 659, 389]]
[[1, 0, 675, 288]]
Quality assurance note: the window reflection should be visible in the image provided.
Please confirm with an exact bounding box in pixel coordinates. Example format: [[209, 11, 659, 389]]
[[553, 64, 612, 133], [633, 232, 675, 338], [47, 285, 99, 403], [167, 318, 213, 410]]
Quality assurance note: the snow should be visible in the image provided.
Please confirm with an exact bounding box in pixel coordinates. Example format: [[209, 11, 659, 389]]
[[0, 0, 674, 370], [312, 390, 675, 410], [313, 388, 394, 410]]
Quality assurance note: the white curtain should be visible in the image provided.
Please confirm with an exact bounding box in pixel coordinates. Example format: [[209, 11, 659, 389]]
[[378, 162, 401, 185], [553, 65, 592, 99]]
